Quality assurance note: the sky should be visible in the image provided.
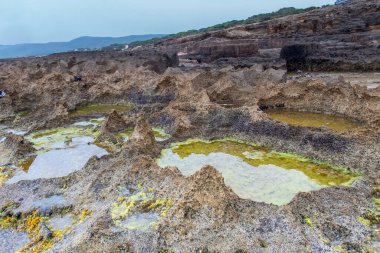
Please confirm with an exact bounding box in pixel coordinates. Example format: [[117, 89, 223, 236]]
[[0, 0, 335, 45]]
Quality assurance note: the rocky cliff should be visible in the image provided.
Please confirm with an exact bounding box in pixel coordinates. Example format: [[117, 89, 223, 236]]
[[148, 0, 380, 71]]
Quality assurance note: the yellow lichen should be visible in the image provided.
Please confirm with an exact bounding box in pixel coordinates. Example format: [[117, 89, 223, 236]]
[[358, 216, 371, 227], [79, 209, 92, 222], [0, 216, 18, 229], [111, 189, 173, 229], [24, 212, 42, 237], [147, 199, 173, 217], [304, 216, 313, 227]]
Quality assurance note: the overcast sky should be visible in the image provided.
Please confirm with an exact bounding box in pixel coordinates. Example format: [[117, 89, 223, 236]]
[[0, 0, 335, 45]]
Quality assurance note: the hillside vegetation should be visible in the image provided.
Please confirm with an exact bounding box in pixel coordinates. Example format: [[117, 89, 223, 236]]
[[128, 6, 324, 48]]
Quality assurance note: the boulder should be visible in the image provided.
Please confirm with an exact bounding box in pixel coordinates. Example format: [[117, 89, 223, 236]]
[[4, 134, 35, 158], [100, 110, 129, 134], [128, 116, 159, 156]]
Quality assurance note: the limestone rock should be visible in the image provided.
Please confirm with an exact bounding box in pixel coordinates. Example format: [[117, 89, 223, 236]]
[[4, 134, 35, 158], [100, 110, 128, 134], [128, 116, 159, 156]]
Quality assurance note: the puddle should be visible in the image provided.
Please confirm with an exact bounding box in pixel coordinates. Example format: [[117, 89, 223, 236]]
[[70, 104, 132, 117], [157, 139, 356, 205], [2, 128, 28, 136], [48, 215, 73, 231], [118, 212, 160, 230], [8, 136, 107, 183], [1, 117, 168, 183], [266, 110, 361, 132], [0, 229, 30, 253]]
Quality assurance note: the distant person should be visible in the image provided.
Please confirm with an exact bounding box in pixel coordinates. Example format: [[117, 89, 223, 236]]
[[0, 90, 6, 98], [73, 75, 82, 82]]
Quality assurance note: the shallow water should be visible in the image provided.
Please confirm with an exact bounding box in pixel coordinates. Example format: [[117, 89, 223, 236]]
[[49, 215, 73, 231], [14, 195, 68, 213], [8, 136, 107, 183], [70, 104, 132, 117], [0, 229, 29, 253], [157, 139, 355, 205], [118, 212, 160, 230], [266, 110, 361, 132]]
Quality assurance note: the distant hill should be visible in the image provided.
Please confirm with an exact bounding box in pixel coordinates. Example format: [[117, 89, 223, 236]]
[[0, 34, 166, 59]]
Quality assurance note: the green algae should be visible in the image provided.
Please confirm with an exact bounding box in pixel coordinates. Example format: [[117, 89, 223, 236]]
[[358, 216, 372, 227], [266, 109, 361, 132], [169, 139, 355, 186], [70, 103, 132, 117], [26, 126, 100, 152], [157, 138, 357, 205]]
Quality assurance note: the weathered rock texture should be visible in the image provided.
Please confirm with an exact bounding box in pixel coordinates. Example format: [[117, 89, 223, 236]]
[[0, 1, 379, 252]]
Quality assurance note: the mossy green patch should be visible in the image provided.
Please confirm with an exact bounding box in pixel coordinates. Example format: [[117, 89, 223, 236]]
[[374, 198, 380, 209], [70, 103, 132, 117], [16, 110, 30, 118], [358, 216, 372, 226], [266, 109, 361, 132]]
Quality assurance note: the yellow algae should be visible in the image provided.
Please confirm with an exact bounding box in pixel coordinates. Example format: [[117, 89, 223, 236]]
[[157, 139, 357, 205], [70, 103, 132, 117], [18, 157, 36, 172], [266, 109, 361, 132], [26, 127, 99, 152]]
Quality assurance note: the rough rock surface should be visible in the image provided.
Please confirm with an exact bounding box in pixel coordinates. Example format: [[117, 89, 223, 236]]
[[100, 110, 129, 134], [2, 134, 35, 159], [126, 116, 160, 156], [0, 2, 379, 252]]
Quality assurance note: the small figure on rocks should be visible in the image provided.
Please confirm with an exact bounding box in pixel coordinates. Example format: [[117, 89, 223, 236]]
[[0, 90, 6, 98], [73, 75, 82, 82]]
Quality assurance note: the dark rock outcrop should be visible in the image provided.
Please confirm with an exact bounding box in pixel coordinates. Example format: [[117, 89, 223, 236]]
[[150, 0, 380, 71]]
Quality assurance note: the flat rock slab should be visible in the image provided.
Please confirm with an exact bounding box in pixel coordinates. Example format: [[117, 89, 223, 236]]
[[0, 229, 29, 253], [15, 195, 71, 214]]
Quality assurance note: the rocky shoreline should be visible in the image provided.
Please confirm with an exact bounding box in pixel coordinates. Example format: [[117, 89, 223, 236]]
[[0, 1, 379, 252]]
